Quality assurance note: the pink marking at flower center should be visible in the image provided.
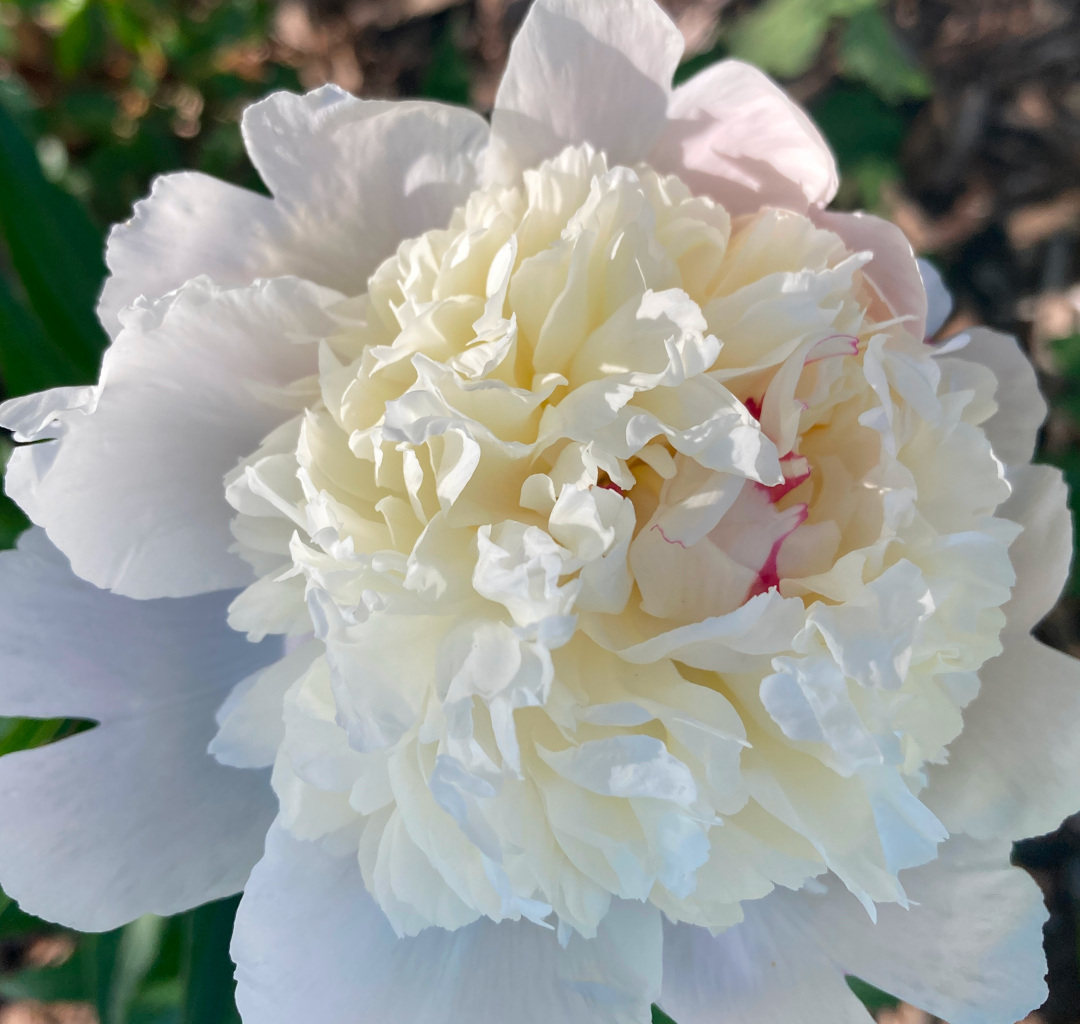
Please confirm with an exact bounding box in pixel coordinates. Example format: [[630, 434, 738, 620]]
[[755, 453, 811, 503], [744, 396, 763, 421], [806, 334, 860, 364], [745, 502, 809, 600]]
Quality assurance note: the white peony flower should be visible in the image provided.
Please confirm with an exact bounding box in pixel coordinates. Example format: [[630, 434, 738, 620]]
[[0, 1, 1076, 1021]]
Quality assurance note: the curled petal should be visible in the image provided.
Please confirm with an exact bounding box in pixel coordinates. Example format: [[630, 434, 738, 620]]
[[1, 277, 339, 598], [100, 89, 488, 335], [815, 210, 926, 338]]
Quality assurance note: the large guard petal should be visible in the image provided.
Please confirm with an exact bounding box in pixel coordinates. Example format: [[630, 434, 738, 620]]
[[0, 529, 281, 930]]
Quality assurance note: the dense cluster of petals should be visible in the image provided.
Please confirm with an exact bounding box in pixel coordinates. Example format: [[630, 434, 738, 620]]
[[0, 1, 1077, 1023], [211, 144, 1020, 940]]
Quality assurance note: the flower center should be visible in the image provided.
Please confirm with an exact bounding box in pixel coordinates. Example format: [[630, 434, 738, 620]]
[[220, 145, 1017, 939]]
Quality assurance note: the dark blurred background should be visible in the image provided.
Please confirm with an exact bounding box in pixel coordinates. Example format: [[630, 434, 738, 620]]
[[0, 1, 1078, 1022]]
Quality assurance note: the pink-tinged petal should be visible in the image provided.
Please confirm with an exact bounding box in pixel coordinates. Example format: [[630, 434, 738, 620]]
[[233, 823, 662, 1024], [745, 503, 808, 599], [946, 328, 1047, 467], [999, 464, 1072, 634], [761, 454, 811, 502], [652, 60, 838, 216], [805, 334, 860, 364], [659, 907, 873, 1024], [1, 276, 339, 599], [927, 635, 1080, 843], [100, 88, 488, 335], [796, 836, 1048, 1024], [487, 0, 683, 185], [0, 529, 280, 931], [706, 474, 809, 602], [815, 210, 927, 338]]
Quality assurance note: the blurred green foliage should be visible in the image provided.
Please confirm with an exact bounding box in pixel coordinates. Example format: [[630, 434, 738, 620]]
[[1044, 332, 1080, 597], [0, 892, 244, 1024], [0, 3, 298, 1020], [679, 0, 928, 213], [0, 0, 304, 576], [728, 0, 930, 102], [0, 0, 297, 226], [0, 1, 1050, 1022]]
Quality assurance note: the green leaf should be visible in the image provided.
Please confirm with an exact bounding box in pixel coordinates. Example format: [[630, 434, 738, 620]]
[[181, 896, 243, 1024], [421, 16, 471, 107], [0, 435, 29, 550], [674, 39, 729, 86], [0, 99, 108, 384], [0, 887, 65, 938], [55, 1, 94, 79], [90, 929, 126, 1024], [651, 1006, 678, 1024], [0, 942, 98, 1004], [847, 975, 901, 1012], [0, 716, 95, 757], [726, 0, 882, 79], [0, 491, 30, 551], [1049, 333, 1080, 382], [839, 8, 932, 104], [0, 261, 87, 394], [726, 0, 831, 78], [106, 916, 169, 1024], [811, 84, 906, 169]]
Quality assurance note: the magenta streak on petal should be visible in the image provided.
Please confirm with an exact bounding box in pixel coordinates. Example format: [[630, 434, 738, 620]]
[[598, 480, 626, 496], [756, 453, 811, 503], [744, 395, 763, 422], [651, 523, 688, 549], [806, 334, 860, 364], [744, 503, 809, 600]]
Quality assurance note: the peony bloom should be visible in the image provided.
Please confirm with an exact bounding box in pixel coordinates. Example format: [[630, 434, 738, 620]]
[[1, 0, 1077, 1020]]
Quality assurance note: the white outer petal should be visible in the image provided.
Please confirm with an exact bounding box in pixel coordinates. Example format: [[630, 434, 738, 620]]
[[659, 907, 873, 1024], [0, 529, 280, 931], [100, 88, 489, 335], [487, 0, 684, 185], [98, 173, 282, 337], [947, 328, 1047, 467], [232, 823, 662, 1024], [240, 86, 393, 199], [919, 258, 953, 337], [1, 276, 340, 599], [652, 60, 838, 216], [1000, 463, 1072, 634], [800, 836, 1048, 1024], [245, 95, 490, 293], [926, 635, 1080, 843]]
